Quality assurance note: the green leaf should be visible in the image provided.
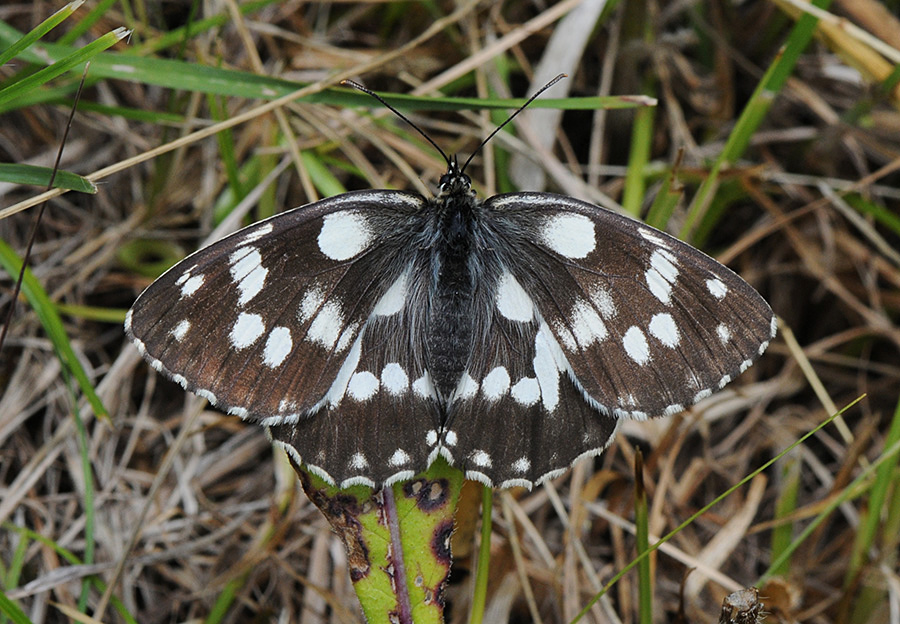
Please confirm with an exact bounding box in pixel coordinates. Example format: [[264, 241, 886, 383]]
[[0, 163, 96, 193], [0, 26, 129, 108], [0, 591, 32, 624], [0, 20, 647, 114], [293, 456, 464, 624], [0, 0, 84, 68]]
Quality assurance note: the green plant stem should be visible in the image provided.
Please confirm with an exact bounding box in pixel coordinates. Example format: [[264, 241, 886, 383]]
[[469, 485, 493, 624], [634, 451, 652, 624]]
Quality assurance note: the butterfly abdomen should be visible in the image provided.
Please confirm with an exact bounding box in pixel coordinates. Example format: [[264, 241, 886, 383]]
[[423, 192, 486, 402]]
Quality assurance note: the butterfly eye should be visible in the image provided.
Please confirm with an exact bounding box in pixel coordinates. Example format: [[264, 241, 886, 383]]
[[438, 171, 471, 195]]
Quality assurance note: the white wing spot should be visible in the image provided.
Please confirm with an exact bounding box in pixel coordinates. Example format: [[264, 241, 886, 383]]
[[590, 284, 617, 319], [649, 313, 680, 348], [470, 450, 492, 468], [716, 324, 732, 344], [263, 326, 292, 367], [426, 430, 438, 446], [495, 270, 534, 322], [230, 313, 265, 349], [171, 319, 190, 341], [571, 299, 608, 348], [540, 213, 596, 258], [534, 323, 565, 411], [693, 388, 713, 403], [512, 457, 531, 474], [553, 320, 577, 351], [229, 247, 268, 306], [645, 250, 679, 305], [348, 371, 379, 401], [511, 377, 540, 407], [381, 363, 409, 395], [718, 374, 732, 388], [638, 228, 671, 248], [242, 222, 273, 244], [623, 326, 651, 365], [323, 332, 364, 407], [318, 212, 372, 260], [196, 388, 217, 404], [444, 430, 457, 446], [481, 366, 511, 401], [373, 270, 409, 316], [413, 371, 436, 399], [388, 448, 410, 466], [180, 273, 205, 298], [335, 321, 359, 353], [299, 286, 325, 323], [350, 452, 369, 470], [454, 372, 479, 400], [307, 300, 343, 349], [706, 278, 728, 299]]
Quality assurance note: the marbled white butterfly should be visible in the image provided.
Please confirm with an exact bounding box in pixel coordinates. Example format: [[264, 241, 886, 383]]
[[126, 78, 776, 490]]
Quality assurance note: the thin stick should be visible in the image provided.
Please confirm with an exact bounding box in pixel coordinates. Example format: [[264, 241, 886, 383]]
[[0, 63, 89, 353]]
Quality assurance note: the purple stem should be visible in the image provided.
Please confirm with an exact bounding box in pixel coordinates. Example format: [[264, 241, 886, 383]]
[[382, 485, 413, 624]]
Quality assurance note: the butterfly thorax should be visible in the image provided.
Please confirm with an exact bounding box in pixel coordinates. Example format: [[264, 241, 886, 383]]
[[425, 166, 483, 403]]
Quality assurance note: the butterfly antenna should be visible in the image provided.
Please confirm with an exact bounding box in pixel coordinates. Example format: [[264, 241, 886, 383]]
[[342, 79, 452, 168], [460, 73, 567, 174]]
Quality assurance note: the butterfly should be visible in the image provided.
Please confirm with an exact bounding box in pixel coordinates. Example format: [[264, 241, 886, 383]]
[[126, 77, 775, 490]]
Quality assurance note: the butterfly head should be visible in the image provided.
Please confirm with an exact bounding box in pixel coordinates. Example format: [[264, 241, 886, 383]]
[[438, 155, 473, 197]]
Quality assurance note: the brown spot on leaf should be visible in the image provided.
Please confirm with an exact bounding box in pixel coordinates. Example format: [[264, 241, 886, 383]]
[[298, 467, 372, 582], [431, 518, 454, 566], [403, 477, 450, 511]]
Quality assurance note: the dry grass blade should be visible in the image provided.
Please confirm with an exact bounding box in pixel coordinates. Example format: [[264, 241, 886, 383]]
[[2, 2, 899, 623]]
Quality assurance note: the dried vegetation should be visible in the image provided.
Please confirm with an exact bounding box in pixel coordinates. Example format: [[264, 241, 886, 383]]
[[1, 1, 899, 623]]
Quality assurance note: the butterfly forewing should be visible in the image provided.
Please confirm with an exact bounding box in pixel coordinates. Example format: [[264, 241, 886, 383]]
[[127, 190, 427, 423], [485, 192, 776, 421]]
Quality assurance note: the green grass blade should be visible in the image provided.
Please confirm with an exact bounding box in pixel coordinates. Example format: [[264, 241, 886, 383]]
[[761, 434, 900, 584], [571, 396, 864, 623], [770, 457, 801, 577], [846, 394, 900, 620], [644, 159, 683, 230], [681, 0, 833, 240], [0, 240, 108, 421], [0, 163, 96, 193], [469, 485, 493, 624], [0, 0, 84, 68], [0, 592, 31, 624], [634, 452, 652, 624], [0, 26, 129, 108], [58, 0, 117, 45]]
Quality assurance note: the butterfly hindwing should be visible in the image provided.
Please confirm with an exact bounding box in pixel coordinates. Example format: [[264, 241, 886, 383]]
[[126, 190, 428, 424], [267, 310, 443, 488], [442, 310, 620, 488]]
